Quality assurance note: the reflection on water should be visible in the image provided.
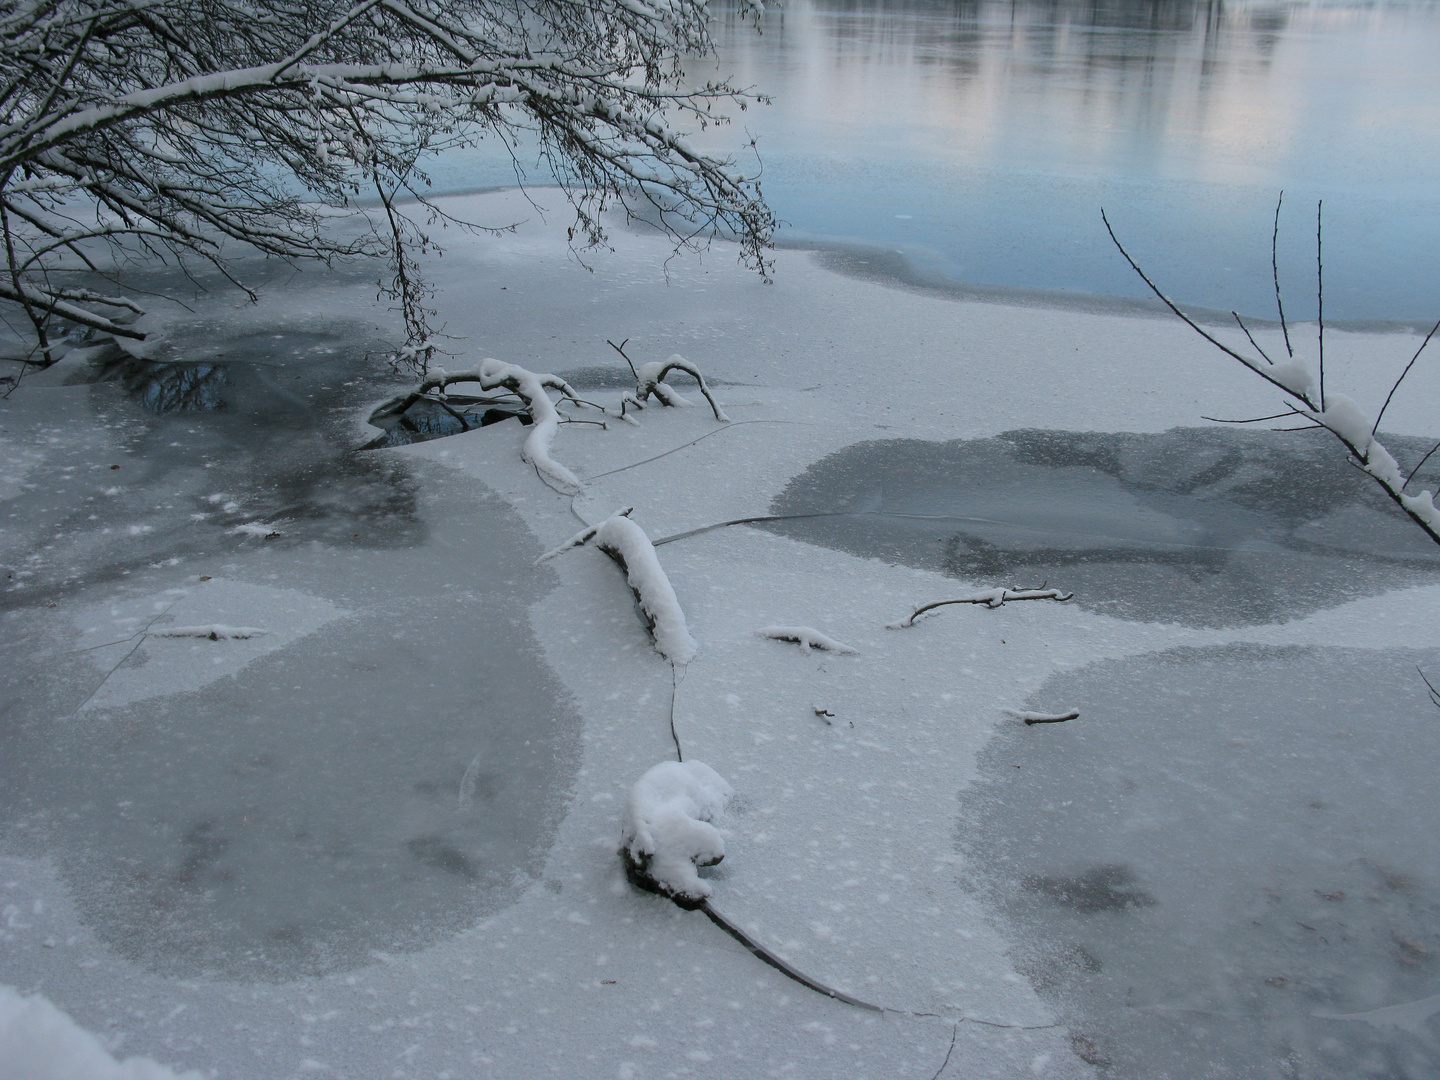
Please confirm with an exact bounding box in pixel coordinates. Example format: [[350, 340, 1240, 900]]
[[691, 0, 1440, 321], [961, 644, 1440, 1079], [107, 359, 229, 414], [763, 427, 1440, 627]]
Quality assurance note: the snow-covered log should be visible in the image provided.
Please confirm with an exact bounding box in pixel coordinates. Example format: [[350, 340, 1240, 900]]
[[539, 509, 698, 664], [623, 353, 729, 422], [887, 587, 1073, 628], [757, 626, 859, 654], [621, 760, 733, 908]]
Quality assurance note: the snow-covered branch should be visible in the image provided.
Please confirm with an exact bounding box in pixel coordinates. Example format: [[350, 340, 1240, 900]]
[[0, 0, 775, 373], [628, 353, 730, 422], [1104, 205, 1440, 549], [757, 626, 858, 654], [539, 508, 697, 664]]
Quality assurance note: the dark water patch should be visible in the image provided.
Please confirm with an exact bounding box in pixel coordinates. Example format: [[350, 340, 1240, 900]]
[[960, 644, 1440, 1079], [762, 427, 1440, 627], [93, 355, 230, 413], [1022, 864, 1158, 914], [360, 393, 531, 450]]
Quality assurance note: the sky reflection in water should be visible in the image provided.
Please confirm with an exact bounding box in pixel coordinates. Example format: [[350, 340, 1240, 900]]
[[433, 0, 1440, 321]]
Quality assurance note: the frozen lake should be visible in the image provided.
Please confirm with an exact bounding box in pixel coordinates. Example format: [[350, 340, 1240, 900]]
[[3, 3, 1440, 1072]]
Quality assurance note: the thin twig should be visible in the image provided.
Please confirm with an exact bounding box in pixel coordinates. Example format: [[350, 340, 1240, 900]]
[[1201, 411, 1303, 424], [1273, 191, 1293, 358], [607, 337, 638, 380], [1404, 439, 1440, 490], [1317, 199, 1325, 411], [1419, 665, 1440, 709], [1373, 316, 1440, 439], [1101, 210, 1312, 408], [888, 588, 1073, 628], [1233, 312, 1273, 365]]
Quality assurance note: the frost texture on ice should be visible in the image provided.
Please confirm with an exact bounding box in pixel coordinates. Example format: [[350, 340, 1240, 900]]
[[541, 510, 697, 664], [621, 760, 733, 906], [756, 625, 858, 654], [0, 984, 203, 1080], [1312, 993, 1440, 1036]]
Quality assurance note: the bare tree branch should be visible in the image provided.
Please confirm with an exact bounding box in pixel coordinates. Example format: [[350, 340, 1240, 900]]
[[0, 0, 776, 371]]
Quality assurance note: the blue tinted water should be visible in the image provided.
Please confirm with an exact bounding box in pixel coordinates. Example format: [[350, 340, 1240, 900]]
[[429, 0, 1440, 323]]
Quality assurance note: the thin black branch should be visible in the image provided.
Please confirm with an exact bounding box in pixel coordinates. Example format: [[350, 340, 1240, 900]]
[[1273, 191, 1293, 358], [1373, 316, 1440, 439], [1316, 199, 1325, 410], [1404, 439, 1440, 490], [1201, 411, 1302, 425], [1232, 311, 1273, 365]]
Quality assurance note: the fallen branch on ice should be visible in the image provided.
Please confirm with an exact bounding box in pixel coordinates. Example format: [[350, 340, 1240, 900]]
[[539, 508, 698, 664], [149, 624, 267, 640], [1005, 708, 1080, 725], [609, 340, 729, 422], [622, 760, 733, 907], [396, 359, 589, 492], [757, 626, 859, 654], [887, 588, 1073, 628]]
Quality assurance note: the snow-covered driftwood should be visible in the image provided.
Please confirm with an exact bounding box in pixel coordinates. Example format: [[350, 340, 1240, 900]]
[[400, 360, 588, 492], [621, 760, 733, 908], [539, 508, 698, 664], [757, 626, 859, 654], [887, 587, 1073, 628], [609, 341, 729, 422], [149, 625, 267, 640]]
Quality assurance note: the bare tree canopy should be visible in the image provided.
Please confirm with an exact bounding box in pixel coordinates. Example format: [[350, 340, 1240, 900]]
[[0, 0, 775, 370]]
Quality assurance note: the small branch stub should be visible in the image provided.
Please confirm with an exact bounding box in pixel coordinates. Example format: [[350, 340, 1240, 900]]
[[1005, 708, 1080, 726]]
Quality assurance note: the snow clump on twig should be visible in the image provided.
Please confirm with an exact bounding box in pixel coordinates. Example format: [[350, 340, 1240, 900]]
[[539, 508, 697, 664], [625, 353, 729, 422], [621, 760, 733, 907], [757, 626, 858, 654]]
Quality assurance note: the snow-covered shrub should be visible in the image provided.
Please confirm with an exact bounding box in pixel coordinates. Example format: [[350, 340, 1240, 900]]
[[621, 760, 733, 908], [539, 509, 698, 664]]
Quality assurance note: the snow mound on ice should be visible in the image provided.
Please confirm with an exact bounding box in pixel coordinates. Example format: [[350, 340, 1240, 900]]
[[0, 984, 204, 1080], [621, 760, 733, 907]]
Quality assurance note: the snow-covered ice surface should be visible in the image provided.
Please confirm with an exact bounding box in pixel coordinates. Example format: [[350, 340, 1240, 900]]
[[3, 188, 1440, 1077]]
